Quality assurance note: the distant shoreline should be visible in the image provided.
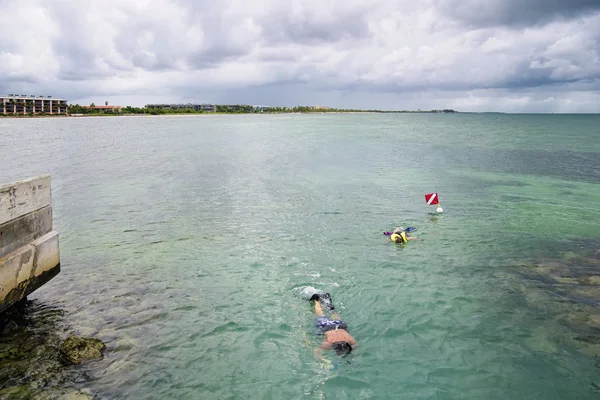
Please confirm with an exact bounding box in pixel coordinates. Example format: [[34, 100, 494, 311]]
[[0, 110, 459, 119], [3, 111, 600, 119]]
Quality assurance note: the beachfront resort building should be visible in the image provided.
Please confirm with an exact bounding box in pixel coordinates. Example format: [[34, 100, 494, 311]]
[[82, 105, 123, 113], [146, 103, 217, 112], [1, 94, 68, 115]]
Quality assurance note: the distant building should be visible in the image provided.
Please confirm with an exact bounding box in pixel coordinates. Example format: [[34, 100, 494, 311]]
[[82, 105, 123, 113], [145, 103, 216, 112], [252, 105, 271, 112], [313, 105, 330, 110], [1, 94, 68, 115]]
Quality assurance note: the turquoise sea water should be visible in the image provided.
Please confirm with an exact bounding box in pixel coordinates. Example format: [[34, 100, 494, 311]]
[[1, 113, 600, 399]]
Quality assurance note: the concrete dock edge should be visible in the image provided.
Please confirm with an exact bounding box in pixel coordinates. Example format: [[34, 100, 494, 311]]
[[0, 175, 60, 315]]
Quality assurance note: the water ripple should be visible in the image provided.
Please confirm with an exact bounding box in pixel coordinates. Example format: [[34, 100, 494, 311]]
[[1, 114, 599, 399]]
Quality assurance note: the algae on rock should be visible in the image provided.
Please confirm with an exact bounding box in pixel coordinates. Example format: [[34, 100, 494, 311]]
[[60, 336, 106, 365]]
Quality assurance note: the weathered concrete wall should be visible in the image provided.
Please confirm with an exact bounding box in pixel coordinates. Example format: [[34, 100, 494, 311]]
[[0, 175, 60, 314]]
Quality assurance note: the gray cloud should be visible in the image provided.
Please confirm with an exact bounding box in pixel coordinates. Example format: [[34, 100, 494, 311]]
[[256, 4, 374, 45], [436, 0, 600, 27], [1, 0, 599, 112]]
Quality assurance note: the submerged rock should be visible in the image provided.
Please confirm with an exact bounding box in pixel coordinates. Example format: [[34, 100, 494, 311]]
[[58, 388, 94, 400], [0, 300, 102, 399], [573, 335, 600, 345], [0, 384, 34, 399], [60, 336, 106, 365], [586, 276, 600, 285], [553, 277, 579, 284], [508, 247, 600, 359]]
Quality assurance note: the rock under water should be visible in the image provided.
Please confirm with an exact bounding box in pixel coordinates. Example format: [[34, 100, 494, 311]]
[[0, 300, 99, 399], [60, 336, 106, 365], [508, 248, 600, 356]]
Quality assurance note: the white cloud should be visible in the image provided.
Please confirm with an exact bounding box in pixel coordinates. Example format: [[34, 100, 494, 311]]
[[0, 0, 60, 80], [0, 0, 599, 112]]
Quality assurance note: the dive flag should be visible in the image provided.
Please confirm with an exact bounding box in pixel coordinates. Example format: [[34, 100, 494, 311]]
[[425, 193, 439, 206]]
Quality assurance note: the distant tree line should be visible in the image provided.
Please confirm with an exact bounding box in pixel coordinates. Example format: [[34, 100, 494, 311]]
[[62, 104, 457, 116], [67, 104, 93, 114]]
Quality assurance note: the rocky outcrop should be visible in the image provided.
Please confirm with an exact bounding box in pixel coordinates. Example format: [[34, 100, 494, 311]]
[[0, 305, 103, 398], [60, 336, 106, 365]]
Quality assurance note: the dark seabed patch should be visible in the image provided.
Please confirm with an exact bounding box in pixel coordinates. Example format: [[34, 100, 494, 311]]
[[506, 246, 600, 358], [0, 300, 97, 399]]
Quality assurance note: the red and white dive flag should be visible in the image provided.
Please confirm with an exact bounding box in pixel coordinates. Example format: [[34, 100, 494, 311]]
[[425, 193, 439, 206]]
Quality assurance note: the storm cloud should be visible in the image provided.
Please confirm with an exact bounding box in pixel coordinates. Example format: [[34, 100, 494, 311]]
[[1, 0, 599, 112], [435, 0, 600, 27]]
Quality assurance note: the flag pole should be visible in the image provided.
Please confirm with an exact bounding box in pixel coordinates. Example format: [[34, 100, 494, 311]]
[[435, 185, 442, 212], [430, 189, 443, 213]]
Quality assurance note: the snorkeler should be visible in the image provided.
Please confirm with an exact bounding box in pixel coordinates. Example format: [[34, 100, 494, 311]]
[[309, 293, 357, 359], [389, 226, 417, 243]]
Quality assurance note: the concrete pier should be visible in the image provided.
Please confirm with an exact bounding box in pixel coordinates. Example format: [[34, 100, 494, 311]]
[[0, 175, 60, 314]]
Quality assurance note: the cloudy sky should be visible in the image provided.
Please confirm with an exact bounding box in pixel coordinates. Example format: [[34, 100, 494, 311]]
[[1, 0, 599, 112]]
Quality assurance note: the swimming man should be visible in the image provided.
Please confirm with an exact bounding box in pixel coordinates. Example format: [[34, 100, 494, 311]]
[[389, 226, 417, 244], [309, 293, 357, 359]]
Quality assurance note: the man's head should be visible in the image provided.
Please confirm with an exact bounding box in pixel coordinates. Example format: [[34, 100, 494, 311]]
[[331, 341, 352, 356]]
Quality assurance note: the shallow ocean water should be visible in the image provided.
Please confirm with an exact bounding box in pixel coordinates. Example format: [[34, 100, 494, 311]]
[[1, 113, 600, 399]]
